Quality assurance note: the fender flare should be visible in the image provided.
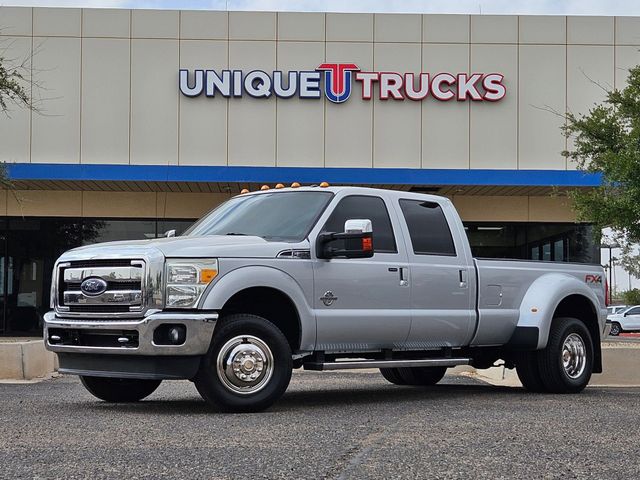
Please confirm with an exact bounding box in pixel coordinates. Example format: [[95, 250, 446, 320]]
[[513, 273, 602, 350], [199, 266, 316, 351]]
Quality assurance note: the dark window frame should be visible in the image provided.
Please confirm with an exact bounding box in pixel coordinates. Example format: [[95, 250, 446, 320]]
[[321, 195, 398, 254], [399, 199, 457, 257]]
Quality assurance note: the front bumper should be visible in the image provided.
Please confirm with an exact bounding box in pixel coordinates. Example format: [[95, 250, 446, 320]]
[[43, 311, 218, 356]]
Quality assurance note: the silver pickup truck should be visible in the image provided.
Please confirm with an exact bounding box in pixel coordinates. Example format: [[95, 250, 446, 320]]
[[44, 186, 608, 412]]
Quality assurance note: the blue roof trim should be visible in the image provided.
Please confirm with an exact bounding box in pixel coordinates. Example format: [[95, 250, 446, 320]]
[[5, 163, 602, 187]]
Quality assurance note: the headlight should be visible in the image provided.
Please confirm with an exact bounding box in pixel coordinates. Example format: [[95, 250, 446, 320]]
[[165, 259, 218, 308]]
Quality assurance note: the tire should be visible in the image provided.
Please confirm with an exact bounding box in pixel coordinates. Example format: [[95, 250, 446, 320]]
[[538, 317, 594, 394], [610, 322, 621, 336], [515, 351, 546, 392], [397, 366, 447, 386], [79, 376, 161, 403], [379, 368, 407, 385], [194, 314, 292, 413]]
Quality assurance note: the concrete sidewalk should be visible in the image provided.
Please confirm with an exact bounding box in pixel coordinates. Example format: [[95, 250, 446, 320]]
[[0, 338, 58, 381], [458, 341, 640, 387]]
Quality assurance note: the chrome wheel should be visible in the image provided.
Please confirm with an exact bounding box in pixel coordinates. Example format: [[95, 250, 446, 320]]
[[610, 323, 621, 336], [216, 335, 274, 395], [562, 333, 586, 379]]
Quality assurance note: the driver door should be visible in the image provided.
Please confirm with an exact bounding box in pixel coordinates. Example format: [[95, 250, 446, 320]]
[[311, 194, 411, 352]]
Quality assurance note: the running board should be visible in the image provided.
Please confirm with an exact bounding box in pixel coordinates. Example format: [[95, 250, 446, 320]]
[[303, 357, 470, 371]]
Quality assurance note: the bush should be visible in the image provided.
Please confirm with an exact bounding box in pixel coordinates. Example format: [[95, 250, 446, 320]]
[[621, 289, 640, 306]]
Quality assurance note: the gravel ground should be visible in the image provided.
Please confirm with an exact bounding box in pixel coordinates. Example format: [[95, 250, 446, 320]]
[[1, 371, 639, 479]]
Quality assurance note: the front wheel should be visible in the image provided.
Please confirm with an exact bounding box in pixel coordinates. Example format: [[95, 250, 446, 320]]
[[80, 376, 161, 402], [538, 317, 594, 393], [194, 314, 293, 412], [610, 322, 621, 336]]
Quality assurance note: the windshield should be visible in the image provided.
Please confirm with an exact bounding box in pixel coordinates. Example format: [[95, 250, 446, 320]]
[[185, 191, 333, 241]]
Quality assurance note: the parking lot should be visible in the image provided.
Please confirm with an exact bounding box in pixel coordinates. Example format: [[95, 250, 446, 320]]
[[1, 371, 639, 479]]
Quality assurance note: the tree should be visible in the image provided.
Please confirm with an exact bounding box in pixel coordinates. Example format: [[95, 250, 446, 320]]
[[0, 29, 35, 191], [563, 65, 640, 276]]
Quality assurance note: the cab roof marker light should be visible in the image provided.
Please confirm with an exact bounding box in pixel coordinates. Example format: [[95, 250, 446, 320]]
[[261, 185, 270, 190], [291, 182, 301, 188], [320, 182, 330, 188], [275, 183, 285, 189], [240, 188, 250, 194]]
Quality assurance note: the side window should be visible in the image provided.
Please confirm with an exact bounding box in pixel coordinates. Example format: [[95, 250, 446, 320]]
[[626, 307, 640, 315], [322, 195, 397, 253], [399, 199, 456, 256]]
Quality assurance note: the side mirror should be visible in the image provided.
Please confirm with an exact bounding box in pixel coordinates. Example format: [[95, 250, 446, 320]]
[[164, 229, 176, 238], [316, 219, 374, 259]]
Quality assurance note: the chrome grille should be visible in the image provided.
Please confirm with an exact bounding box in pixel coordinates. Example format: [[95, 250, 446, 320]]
[[57, 260, 145, 315]]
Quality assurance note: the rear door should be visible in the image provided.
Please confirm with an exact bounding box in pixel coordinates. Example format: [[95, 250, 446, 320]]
[[311, 193, 411, 352], [394, 198, 476, 348], [622, 306, 640, 329]]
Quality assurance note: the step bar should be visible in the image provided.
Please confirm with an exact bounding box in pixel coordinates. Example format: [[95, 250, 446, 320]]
[[303, 357, 470, 371]]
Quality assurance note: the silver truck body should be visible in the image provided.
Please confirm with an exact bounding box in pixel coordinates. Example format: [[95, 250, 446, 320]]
[[44, 186, 607, 383]]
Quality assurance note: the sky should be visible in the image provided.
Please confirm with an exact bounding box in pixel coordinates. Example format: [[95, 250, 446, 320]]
[[2, 0, 640, 16]]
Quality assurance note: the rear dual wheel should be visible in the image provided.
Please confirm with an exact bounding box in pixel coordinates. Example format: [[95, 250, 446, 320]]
[[516, 317, 593, 394], [380, 366, 447, 386]]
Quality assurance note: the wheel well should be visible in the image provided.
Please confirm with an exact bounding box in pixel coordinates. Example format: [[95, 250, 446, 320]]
[[220, 287, 301, 352], [553, 294, 602, 373]]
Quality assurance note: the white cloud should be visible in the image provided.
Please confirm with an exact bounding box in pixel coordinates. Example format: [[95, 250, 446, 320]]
[[2, 0, 640, 15]]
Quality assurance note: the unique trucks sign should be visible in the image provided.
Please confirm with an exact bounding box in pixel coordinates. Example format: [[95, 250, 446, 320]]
[[179, 63, 506, 104]]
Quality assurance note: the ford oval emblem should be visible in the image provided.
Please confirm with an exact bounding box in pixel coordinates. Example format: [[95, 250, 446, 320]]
[[80, 277, 108, 296]]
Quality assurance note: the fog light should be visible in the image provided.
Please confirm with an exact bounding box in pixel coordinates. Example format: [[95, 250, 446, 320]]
[[168, 326, 186, 345], [154, 324, 186, 346]]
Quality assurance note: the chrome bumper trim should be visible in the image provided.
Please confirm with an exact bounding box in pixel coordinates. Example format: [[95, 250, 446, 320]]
[[44, 311, 218, 356]]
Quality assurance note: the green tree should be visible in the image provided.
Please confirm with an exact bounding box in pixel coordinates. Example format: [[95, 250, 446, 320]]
[[621, 288, 640, 306], [563, 65, 640, 275]]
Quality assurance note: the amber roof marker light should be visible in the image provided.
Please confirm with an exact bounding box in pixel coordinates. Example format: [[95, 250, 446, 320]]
[[275, 183, 285, 189], [260, 185, 270, 190], [290, 182, 300, 188], [320, 182, 330, 188], [240, 188, 250, 194]]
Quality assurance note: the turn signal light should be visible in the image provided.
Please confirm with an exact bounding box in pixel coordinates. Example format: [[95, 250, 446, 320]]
[[362, 237, 372, 251], [199, 269, 218, 283]]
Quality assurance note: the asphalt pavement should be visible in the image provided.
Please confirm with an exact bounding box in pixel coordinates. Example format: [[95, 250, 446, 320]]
[[1, 371, 639, 479]]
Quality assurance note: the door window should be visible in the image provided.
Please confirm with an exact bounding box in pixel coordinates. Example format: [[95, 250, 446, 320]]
[[625, 307, 640, 315], [399, 200, 456, 256], [322, 196, 397, 253]]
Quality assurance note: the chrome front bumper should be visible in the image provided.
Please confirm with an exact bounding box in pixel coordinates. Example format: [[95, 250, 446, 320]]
[[43, 311, 218, 356]]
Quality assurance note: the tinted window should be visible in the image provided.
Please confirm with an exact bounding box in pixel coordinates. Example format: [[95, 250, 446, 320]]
[[186, 192, 333, 242], [399, 200, 456, 256], [322, 196, 397, 253], [626, 307, 640, 315]]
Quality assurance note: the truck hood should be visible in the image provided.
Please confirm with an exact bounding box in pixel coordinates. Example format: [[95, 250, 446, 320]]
[[59, 235, 303, 261]]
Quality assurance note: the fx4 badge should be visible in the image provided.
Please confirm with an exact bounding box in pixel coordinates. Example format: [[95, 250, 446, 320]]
[[320, 291, 338, 306], [585, 274, 602, 284]]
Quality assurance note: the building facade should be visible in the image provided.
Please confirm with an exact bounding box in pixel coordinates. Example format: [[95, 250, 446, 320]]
[[1, 7, 635, 335]]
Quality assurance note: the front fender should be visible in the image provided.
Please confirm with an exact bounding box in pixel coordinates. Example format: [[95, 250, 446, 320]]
[[199, 265, 316, 351], [516, 273, 602, 350]]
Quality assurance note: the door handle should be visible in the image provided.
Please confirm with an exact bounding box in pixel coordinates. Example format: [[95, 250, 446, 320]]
[[399, 267, 409, 287], [459, 269, 468, 288]]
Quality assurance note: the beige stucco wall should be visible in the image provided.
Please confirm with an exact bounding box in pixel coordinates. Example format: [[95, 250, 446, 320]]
[[0, 189, 577, 221], [0, 8, 637, 172]]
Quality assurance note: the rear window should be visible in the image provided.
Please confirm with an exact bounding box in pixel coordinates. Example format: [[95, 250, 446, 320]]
[[399, 199, 456, 256]]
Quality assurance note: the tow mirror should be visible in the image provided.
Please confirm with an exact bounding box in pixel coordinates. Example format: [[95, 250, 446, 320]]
[[316, 219, 374, 259]]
